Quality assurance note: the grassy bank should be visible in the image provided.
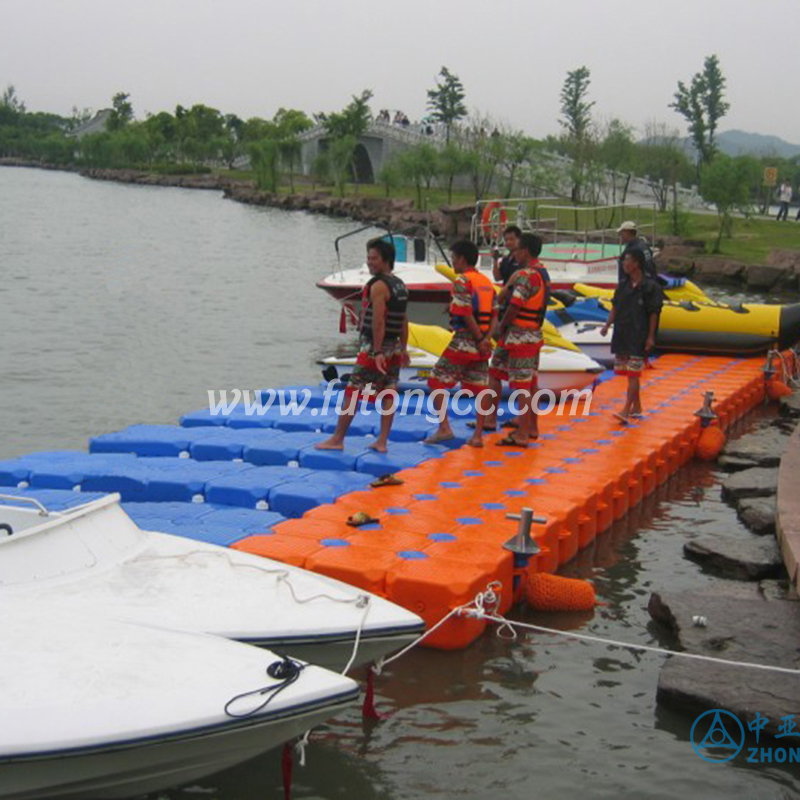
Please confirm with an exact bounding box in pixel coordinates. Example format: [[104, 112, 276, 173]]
[[218, 168, 800, 265]]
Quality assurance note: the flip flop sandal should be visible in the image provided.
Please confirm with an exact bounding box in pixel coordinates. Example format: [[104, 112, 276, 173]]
[[501, 419, 520, 429], [346, 512, 380, 527], [613, 412, 630, 425], [466, 421, 497, 431], [495, 434, 528, 448], [370, 474, 404, 488], [422, 432, 456, 445]]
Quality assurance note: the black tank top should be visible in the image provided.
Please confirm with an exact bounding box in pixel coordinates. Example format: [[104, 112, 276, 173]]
[[361, 273, 409, 343]]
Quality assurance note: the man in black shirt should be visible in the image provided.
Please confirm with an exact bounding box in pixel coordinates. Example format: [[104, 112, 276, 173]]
[[492, 225, 523, 284], [616, 221, 657, 283], [600, 249, 662, 423]]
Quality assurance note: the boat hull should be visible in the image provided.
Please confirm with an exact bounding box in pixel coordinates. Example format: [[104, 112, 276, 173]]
[[318, 260, 617, 327], [0, 693, 355, 800]]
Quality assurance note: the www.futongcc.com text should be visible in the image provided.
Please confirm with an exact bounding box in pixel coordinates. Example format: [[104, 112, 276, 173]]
[[207, 383, 593, 422]]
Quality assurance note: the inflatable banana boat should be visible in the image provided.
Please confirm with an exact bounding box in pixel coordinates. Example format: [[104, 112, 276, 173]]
[[321, 323, 604, 394], [547, 293, 800, 358]]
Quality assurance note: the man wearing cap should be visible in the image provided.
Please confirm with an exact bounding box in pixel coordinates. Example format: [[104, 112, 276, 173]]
[[616, 221, 657, 284]]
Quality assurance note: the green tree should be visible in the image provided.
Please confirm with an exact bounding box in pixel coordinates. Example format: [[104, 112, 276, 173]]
[[426, 66, 467, 143], [327, 134, 358, 197], [559, 66, 595, 202], [1, 84, 25, 114], [377, 158, 402, 197], [106, 92, 134, 132], [249, 137, 281, 192], [700, 153, 752, 253], [599, 119, 637, 207], [438, 142, 472, 203], [322, 91, 373, 194], [324, 90, 373, 139], [670, 54, 729, 169], [501, 132, 536, 197], [397, 144, 440, 208]]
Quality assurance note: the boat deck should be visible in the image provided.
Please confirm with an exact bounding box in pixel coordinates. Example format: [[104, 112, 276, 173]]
[[0, 354, 765, 649]]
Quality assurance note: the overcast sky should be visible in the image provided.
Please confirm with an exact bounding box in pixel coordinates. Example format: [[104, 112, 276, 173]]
[[2, 0, 797, 142]]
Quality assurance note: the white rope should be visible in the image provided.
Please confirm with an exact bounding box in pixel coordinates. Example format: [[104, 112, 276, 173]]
[[371, 582, 504, 676], [476, 612, 800, 676], [294, 729, 311, 767], [340, 596, 371, 676]]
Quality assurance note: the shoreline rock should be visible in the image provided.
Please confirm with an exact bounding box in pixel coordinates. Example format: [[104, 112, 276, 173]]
[[648, 589, 800, 741], [6, 162, 800, 276]]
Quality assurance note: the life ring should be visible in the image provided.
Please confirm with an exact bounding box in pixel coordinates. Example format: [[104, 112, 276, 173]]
[[480, 202, 508, 244]]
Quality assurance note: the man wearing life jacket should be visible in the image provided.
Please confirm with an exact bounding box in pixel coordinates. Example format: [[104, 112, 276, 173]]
[[423, 240, 496, 448], [486, 233, 549, 447], [316, 238, 409, 453]]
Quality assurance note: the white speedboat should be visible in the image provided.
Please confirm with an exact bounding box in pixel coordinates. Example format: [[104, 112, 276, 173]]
[[552, 320, 614, 367], [0, 493, 424, 671], [317, 198, 633, 326], [0, 604, 358, 800], [318, 256, 620, 327], [321, 344, 604, 394]]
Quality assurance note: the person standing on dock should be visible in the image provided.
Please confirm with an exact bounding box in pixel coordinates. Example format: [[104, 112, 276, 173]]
[[486, 233, 549, 447], [423, 240, 496, 448], [616, 221, 657, 283], [492, 225, 523, 284], [315, 239, 409, 453], [600, 249, 662, 424]]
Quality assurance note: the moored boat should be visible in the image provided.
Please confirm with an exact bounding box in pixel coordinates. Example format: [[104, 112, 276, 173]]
[[0, 492, 424, 671], [0, 603, 359, 800]]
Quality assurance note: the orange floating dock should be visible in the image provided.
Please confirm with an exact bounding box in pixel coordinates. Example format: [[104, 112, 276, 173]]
[[234, 354, 767, 649]]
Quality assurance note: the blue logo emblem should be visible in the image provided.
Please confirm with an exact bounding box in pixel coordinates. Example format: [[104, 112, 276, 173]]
[[690, 709, 745, 763]]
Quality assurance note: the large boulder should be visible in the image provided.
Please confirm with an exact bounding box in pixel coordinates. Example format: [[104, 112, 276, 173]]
[[765, 248, 800, 275], [721, 467, 779, 502], [693, 257, 746, 284], [658, 256, 695, 276], [683, 534, 783, 580], [649, 589, 800, 739], [721, 428, 790, 468], [780, 393, 800, 419], [745, 264, 792, 290], [736, 497, 777, 536]]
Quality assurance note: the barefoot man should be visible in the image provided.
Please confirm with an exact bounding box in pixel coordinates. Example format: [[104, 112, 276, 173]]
[[316, 238, 409, 453], [423, 240, 496, 447], [487, 233, 549, 447], [600, 248, 662, 423]]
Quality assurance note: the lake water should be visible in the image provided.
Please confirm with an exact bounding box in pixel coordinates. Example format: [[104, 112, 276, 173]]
[[2, 167, 799, 799]]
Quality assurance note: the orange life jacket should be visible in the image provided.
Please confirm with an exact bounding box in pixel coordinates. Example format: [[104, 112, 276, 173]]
[[513, 268, 547, 330], [451, 269, 495, 334]]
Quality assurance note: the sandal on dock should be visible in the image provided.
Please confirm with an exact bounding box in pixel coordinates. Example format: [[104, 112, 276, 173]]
[[495, 434, 528, 448], [346, 512, 380, 527], [370, 474, 404, 488], [466, 421, 497, 431]]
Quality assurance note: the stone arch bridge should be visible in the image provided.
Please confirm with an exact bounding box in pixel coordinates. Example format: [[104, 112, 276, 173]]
[[298, 122, 443, 184]]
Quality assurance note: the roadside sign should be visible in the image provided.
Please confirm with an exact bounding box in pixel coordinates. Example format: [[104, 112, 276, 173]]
[[764, 167, 778, 187]]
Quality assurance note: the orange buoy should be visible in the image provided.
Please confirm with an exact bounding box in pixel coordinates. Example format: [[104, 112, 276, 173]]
[[695, 422, 726, 461], [480, 201, 508, 243], [766, 378, 793, 401], [525, 573, 596, 612]]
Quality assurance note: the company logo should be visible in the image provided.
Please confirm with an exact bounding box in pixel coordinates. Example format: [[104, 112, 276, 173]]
[[690, 710, 745, 763], [690, 709, 800, 764]]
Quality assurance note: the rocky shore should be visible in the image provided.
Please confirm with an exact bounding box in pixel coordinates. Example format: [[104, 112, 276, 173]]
[[648, 387, 800, 740], [656, 239, 800, 291], [6, 160, 800, 288]]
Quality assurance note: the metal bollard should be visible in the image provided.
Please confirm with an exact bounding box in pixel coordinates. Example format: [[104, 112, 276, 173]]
[[503, 507, 547, 596], [694, 390, 717, 428]]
